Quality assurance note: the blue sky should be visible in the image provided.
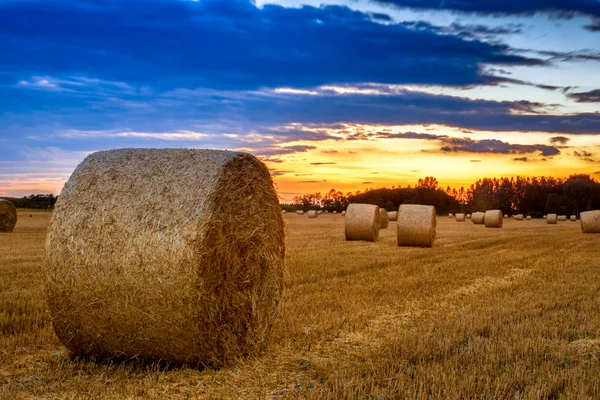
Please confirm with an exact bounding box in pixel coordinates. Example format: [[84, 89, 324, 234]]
[[0, 0, 599, 199]]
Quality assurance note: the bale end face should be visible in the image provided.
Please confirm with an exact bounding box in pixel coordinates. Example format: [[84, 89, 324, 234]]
[[0, 199, 17, 233], [45, 149, 285, 367], [345, 204, 380, 241], [397, 204, 436, 247]]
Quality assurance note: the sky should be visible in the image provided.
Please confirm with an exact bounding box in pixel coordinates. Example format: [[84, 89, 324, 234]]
[[0, 0, 599, 201]]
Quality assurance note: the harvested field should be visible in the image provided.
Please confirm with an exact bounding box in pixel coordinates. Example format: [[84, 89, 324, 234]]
[[2, 210, 600, 398]]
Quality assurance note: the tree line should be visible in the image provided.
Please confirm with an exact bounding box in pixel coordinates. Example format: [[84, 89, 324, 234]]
[[284, 174, 600, 217], [1, 194, 58, 209]]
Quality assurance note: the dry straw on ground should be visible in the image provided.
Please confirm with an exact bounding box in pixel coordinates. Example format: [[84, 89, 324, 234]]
[[0, 199, 17, 233], [471, 212, 485, 225], [387, 211, 398, 221], [307, 210, 318, 218], [45, 148, 285, 367], [484, 210, 503, 228], [558, 215, 567, 221], [580, 210, 600, 233], [379, 208, 389, 229], [397, 204, 436, 247], [345, 204, 380, 242], [455, 213, 465, 222], [547, 213, 558, 224]]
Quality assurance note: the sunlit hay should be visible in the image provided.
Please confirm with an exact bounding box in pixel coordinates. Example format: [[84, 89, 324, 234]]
[[526, 216, 531, 220], [570, 215, 577, 221], [345, 204, 380, 242], [547, 213, 558, 224], [387, 211, 398, 221], [397, 204, 436, 247], [45, 148, 285, 367], [514, 214, 524, 221], [580, 210, 600, 233], [455, 213, 465, 222], [379, 208, 389, 229], [307, 210, 318, 218], [471, 212, 485, 225], [0, 199, 17, 233], [448, 213, 453, 218], [558, 215, 567, 221], [484, 210, 503, 228]]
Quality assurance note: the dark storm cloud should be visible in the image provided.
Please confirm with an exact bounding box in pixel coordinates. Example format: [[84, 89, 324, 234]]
[[568, 89, 600, 103], [439, 137, 560, 156], [549, 136, 571, 145], [0, 0, 541, 92]]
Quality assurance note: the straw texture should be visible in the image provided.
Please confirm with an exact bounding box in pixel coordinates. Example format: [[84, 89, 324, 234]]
[[379, 208, 390, 229], [45, 148, 285, 367], [0, 199, 17, 233], [547, 213, 558, 224], [484, 210, 503, 228], [345, 204, 380, 242], [397, 204, 436, 247], [455, 213, 465, 222], [471, 212, 485, 225], [580, 210, 600, 233]]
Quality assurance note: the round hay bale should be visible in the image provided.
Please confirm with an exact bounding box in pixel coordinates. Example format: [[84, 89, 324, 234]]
[[397, 204, 436, 247], [307, 210, 318, 218], [503, 214, 508, 218], [333, 211, 337, 214], [282, 210, 286, 214], [484, 210, 503, 228], [471, 212, 485, 225], [580, 210, 600, 233], [345, 204, 380, 242], [0, 199, 17, 233], [526, 215, 531, 220], [570, 215, 577, 221], [324, 210, 329, 213], [514, 214, 524, 221], [387, 211, 398, 221], [45, 149, 285, 367], [466, 214, 471, 219], [317, 210, 322, 215], [379, 208, 390, 229], [455, 213, 465, 222], [543, 215, 547, 219], [558, 215, 567, 221], [296, 210, 304, 215], [448, 213, 453, 218], [547, 213, 558, 224], [341, 211, 346, 216]]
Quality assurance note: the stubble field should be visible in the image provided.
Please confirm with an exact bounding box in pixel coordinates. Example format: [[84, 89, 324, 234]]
[[1, 210, 600, 399]]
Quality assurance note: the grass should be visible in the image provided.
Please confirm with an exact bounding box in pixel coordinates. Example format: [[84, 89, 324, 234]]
[[1, 211, 600, 398]]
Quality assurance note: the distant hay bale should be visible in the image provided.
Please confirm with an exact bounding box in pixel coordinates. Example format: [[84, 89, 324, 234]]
[[397, 204, 436, 247], [503, 214, 508, 218], [570, 215, 577, 221], [45, 149, 285, 367], [580, 210, 600, 233], [341, 211, 346, 216], [333, 211, 337, 214], [317, 210, 322, 215], [448, 213, 453, 218], [0, 199, 17, 233], [324, 210, 329, 213], [471, 212, 485, 225], [514, 214, 524, 221], [345, 204, 380, 242], [484, 210, 503, 228], [379, 208, 390, 229], [307, 210, 318, 218], [282, 210, 286, 214], [547, 213, 558, 224], [543, 215, 547, 219], [466, 214, 471, 219], [526, 216, 531, 220], [387, 211, 398, 221], [455, 213, 465, 222], [297, 210, 304, 215], [558, 215, 567, 221]]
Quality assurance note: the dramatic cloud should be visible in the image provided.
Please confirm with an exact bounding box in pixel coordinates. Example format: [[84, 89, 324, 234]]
[[376, 131, 444, 140], [549, 136, 571, 145], [439, 137, 560, 156], [373, 1, 600, 18], [0, 0, 541, 92], [568, 89, 600, 103]]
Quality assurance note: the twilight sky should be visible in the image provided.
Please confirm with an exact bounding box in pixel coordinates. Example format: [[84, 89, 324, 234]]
[[1, 0, 599, 200]]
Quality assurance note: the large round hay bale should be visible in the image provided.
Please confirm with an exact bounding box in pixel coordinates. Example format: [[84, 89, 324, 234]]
[[345, 204, 380, 242], [387, 211, 398, 221], [558, 215, 567, 221], [379, 208, 389, 229], [484, 210, 503, 228], [580, 210, 600, 233], [547, 213, 558, 224], [45, 149, 285, 367], [397, 204, 436, 247], [471, 212, 485, 225], [0, 199, 17, 233], [455, 213, 465, 222], [307, 210, 318, 218], [570, 215, 577, 221]]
